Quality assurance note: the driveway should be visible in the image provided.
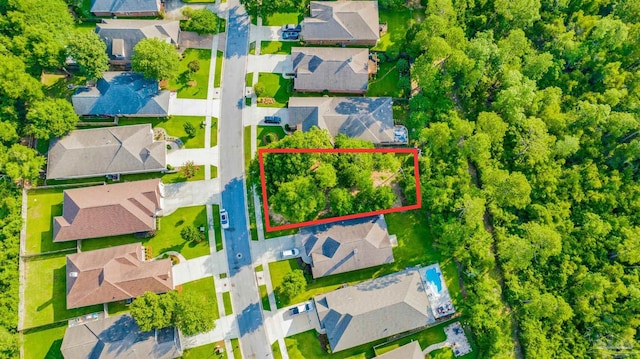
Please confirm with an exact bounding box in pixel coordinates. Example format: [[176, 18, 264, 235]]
[[167, 147, 219, 168], [249, 25, 282, 42], [251, 234, 302, 264], [245, 107, 291, 126], [169, 94, 221, 117], [264, 303, 323, 343], [246, 54, 292, 74], [161, 179, 221, 215], [172, 251, 228, 285]]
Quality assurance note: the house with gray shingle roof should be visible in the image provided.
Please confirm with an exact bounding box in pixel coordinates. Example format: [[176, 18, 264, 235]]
[[96, 19, 180, 65], [90, 0, 163, 17], [47, 124, 167, 179], [61, 314, 182, 359], [313, 268, 435, 352], [375, 341, 423, 359], [72, 72, 170, 117], [53, 179, 163, 242], [301, 215, 394, 278], [66, 243, 173, 309], [288, 97, 408, 145], [291, 47, 373, 94], [301, 1, 380, 46]]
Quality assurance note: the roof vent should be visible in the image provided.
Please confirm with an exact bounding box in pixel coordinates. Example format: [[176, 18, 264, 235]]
[[69, 272, 78, 278]]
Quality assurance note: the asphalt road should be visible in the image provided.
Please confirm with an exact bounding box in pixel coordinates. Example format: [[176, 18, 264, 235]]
[[218, 1, 272, 358]]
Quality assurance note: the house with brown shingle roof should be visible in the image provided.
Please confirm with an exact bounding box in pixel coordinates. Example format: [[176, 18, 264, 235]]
[[302, 215, 394, 278], [313, 268, 435, 352], [291, 47, 373, 94], [47, 124, 166, 179], [66, 243, 173, 309], [53, 179, 163, 242], [301, 1, 380, 46]]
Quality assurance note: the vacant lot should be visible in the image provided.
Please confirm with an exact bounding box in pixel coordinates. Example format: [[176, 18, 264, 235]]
[[23, 254, 103, 329], [81, 205, 210, 259], [168, 49, 212, 99]]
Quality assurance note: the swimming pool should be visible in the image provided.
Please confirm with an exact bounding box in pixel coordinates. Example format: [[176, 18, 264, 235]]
[[426, 267, 443, 293]]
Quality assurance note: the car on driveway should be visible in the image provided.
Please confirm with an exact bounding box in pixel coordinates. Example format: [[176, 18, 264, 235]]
[[290, 302, 313, 315], [282, 24, 301, 32], [220, 209, 229, 229], [282, 31, 299, 40], [264, 116, 281, 124], [281, 248, 299, 258]]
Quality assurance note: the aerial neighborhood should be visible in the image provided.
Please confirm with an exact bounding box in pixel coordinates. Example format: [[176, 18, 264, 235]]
[[1, 0, 637, 358]]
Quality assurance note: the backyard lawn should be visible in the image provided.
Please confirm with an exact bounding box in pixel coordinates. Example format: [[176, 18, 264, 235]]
[[22, 323, 67, 359], [373, 9, 424, 52], [367, 61, 401, 97], [81, 205, 210, 259], [181, 277, 220, 320], [260, 41, 300, 55], [119, 116, 207, 149], [263, 12, 303, 26], [23, 255, 103, 329], [182, 342, 228, 359], [214, 51, 224, 88], [25, 189, 78, 255], [285, 330, 370, 359], [168, 49, 211, 99], [256, 73, 292, 108], [257, 125, 287, 147]]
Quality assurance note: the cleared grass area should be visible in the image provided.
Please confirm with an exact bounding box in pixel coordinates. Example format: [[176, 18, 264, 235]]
[[22, 323, 67, 359], [256, 73, 292, 108], [24, 255, 103, 329], [231, 338, 242, 359], [222, 291, 233, 315], [183, 342, 228, 358], [25, 189, 77, 255], [367, 61, 401, 97], [213, 204, 223, 251], [257, 125, 287, 147], [168, 48, 212, 99], [211, 116, 219, 147], [373, 9, 423, 52], [214, 51, 224, 88], [244, 126, 252, 170], [181, 277, 220, 320], [263, 12, 303, 26], [259, 284, 271, 311], [286, 330, 368, 359], [259, 41, 300, 55], [119, 116, 207, 149], [82, 205, 210, 260]]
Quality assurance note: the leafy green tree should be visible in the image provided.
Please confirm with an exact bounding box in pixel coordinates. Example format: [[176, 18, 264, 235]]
[[182, 8, 220, 35], [329, 188, 353, 216], [494, 0, 541, 30], [67, 31, 109, 80], [180, 225, 202, 242], [131, 38, 180, 81], [0, 144, 46, 185], [281, 270, 306, 299], [183, 122, 197, 138], [25, 98, 78, 139], [175, 293, 216, 336], [130, 292, 176, 332], [314, 163, 337, 189], [271, 176, 324, 223]]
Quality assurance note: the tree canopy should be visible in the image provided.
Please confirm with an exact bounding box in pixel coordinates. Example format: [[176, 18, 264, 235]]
[[131, 38, 180, 81], [67, 31, 109, 80]]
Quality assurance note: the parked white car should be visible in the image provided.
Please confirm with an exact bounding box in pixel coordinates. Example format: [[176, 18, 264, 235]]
[[290, 302, 313, 315], [219, 209, 229, 229], [282, 248, 299, 258]]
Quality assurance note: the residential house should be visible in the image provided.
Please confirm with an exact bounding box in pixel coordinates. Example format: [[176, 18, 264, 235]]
[[301, 1, 380, 46], [53, 179, 163, 242], [291, 47, 374, 94], [60, 314, 182, 358], [96, 19, 180, 66], [72, 72, 170, 117], [375, 341, 423, 359], [90, 0, 163, 17], [66, 243, 173, 309], [47, 124, 167, 179], [313, 268, 435, 352], [301, 215, 394, 278], [288, 97, 408, 145]]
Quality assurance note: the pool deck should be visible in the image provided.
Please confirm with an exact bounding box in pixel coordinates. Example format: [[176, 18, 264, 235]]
[[418, 263, 455, 319]]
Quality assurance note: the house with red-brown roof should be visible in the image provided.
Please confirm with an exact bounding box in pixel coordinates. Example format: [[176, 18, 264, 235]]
[[53, 179, 163, 242], [66, 243, 173, 309]]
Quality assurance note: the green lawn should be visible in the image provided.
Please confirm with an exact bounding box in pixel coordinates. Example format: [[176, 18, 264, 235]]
[[211, 116, 219, 147], [22, 323, 67, 359], [107, 300, 130, 316], [23, 255, 103, 329], [42, 166, 204, 187], [256, 73, 292, 108], [393, 103, 410, 124], [213, 204, 223, 251], [181, 277, 220, 320], [182, 342, 228, 359], [286, 330, 369, 359], [246, 72, 254, 87], [259, 285, 271, 311], [249, 42, 256, 55], [222, 291, 233, 315], [272, 341, 283, 359], [25, 189, 77, 255], [119, 116, 207, 149], [211, 165, 218, 179], [260, 41, 300, 55], [247, 185, 259, 241], [36, 138, 49, 155], [257, 125, 287, 147], [373, 9, 423, 52], [263, 12, 303, 26], [367, 61, 401, 97], [82, 205, 210, 260], [244, 126, 252, 169], [214, 51, 223, 88], [231, 338, 242, 359], [168, 49, 211, 99]]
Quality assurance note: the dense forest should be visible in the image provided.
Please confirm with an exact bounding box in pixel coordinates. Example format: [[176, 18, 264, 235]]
[[405, 0, 640, 358], [252, 128, 404, 224]]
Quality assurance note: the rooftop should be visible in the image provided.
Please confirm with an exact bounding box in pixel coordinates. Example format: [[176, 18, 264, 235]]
[[291, 47, 370, 93], [301, 1, 380, 43]]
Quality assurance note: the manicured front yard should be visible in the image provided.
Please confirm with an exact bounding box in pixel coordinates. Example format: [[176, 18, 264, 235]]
[[257, 125, 287, 147], [263, 12, 303, 26], [181, 277, 220, 321], [260, 41, 300, 55], [286, 330, 368, 359], [119, 116, 207, 149], [183, 342, 228, 359], [81, 205, 210, 260], [22, 323, 67, 359], [168, 48, 212, 99], [23, 255, 103, 329], [25, 189, 77, 255], [256, 73, 292, 108]]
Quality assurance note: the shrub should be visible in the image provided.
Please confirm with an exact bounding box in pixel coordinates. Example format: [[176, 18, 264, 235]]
[[183, 122, 197, 137], [254, 82, 266, 97], [183, 9, 219, 35], [181, 225, 203, 242], [188, 59, 200, 74]]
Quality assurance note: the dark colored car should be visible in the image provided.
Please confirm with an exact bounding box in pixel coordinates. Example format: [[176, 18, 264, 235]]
[[282, 24, 301, 32], [282, 31, 299, 40], [264, 116, 281, 124]]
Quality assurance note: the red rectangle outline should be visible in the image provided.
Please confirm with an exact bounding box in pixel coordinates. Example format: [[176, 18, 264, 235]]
[[257, 147, 422, 231]]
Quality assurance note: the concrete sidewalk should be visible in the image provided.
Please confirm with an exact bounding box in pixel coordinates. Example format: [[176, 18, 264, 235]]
[[182, 315, 239, 349]]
